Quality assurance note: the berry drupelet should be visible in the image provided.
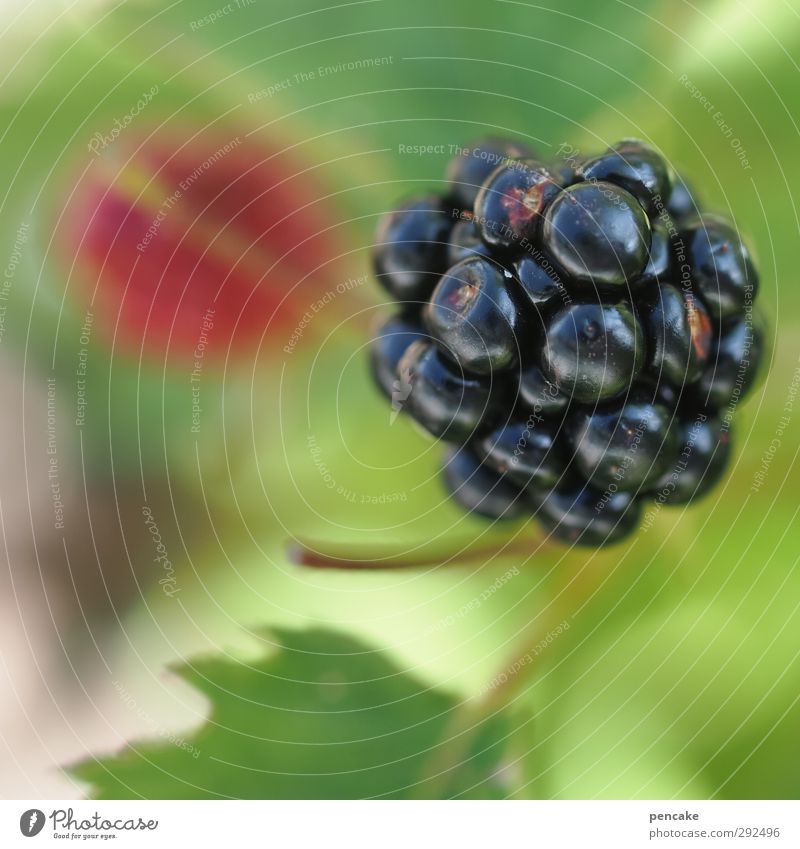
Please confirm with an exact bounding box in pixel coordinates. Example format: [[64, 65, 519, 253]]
[[369, 137, 766, 547]]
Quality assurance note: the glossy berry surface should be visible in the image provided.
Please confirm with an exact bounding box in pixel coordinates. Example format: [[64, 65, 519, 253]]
[[424, 257, 524, 374], [666, 175, 699, 222], [474, 159, 561, 250], [396, 340, 500, 443], [369, 313, 427, 398], [477, 419, 565, 489], [542, 301, 645, 404], [695, 313, 766, 411], [446, 137, 536, 210], [534, 485, 642, 547], [447, 217, 491, 266], [542, 182, 651, 286], [372, 196, 451, 303], [650, 415, 731, 504], [636, 222, 671, 288], [519, 364, 570, 416], [682, 214, 759, 319], [568, 396, 678, 492], [369, 136, 766, 547], [639, 282, 712, 387], [578, 139, 672, 213], [442, 447, 524, 519], [514, 253, 567, 308]]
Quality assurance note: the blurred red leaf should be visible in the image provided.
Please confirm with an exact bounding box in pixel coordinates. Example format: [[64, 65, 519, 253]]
[[58, 126, 352, 364]]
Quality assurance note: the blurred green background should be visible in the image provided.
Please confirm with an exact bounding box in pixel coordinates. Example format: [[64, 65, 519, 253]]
[[0, 0, 797, 799]]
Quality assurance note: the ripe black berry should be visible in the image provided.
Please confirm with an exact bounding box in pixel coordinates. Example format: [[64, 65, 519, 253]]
[[446, 137, 536, 210], [424, 257, 524, 374], [476, 419, 565, 489], [372, 196, 451, 303], [695, 313, 765, 411], [638, 282, 712, 387], [543, 182, 651, 286], [682, 214, 758, 319], [396, 340, 502, 442], [474, 159, 561, 250], [550, 163, 579, 187], [369, 313, 427, 398], [577, 139, 672, 214], [442, 446, 524, 519], [514, 253, 567, 308], [447, 217, 491, 266], [534, 484, 642, 547], [519, 364, 570, 416], [650, 414, 731, 504], [636, 222, 671, 288], [666, 175, 698, 222], [568, 394, 677, 492], [369, 136, 766, 547], [542, 301, 645, 404]]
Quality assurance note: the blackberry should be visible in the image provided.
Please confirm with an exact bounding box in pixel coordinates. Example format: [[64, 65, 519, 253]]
[[514, 253, 568, 308], [372, 196, 451, 303], [447, 216, 491, 266], [396, 340, 505, 443], [543, 181, 651, 286], [682, 214, 758, 319], [666, 175, 699, 222], [446, 137, 536, 210], [369, 137, 767, 547], [651, 415, 732, 504], [577, 139, 673, 213], [638, 282, 712, 387], [694, 313, 766, 412], [534, 484, 642, 548], [567, 394, 677, 492], [442, 446, 525, 519], [542, 301, 645, 404], [636, 222, 671, 289], [476, 418, 565, 489], [369, 313, 427, 398], [474, 159, 561, 250], [424, 256, 524, 374], [519, 364, 570, 416]]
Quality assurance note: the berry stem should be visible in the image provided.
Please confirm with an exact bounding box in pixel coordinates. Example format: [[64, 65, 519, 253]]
[[287, 535, 538, 570]]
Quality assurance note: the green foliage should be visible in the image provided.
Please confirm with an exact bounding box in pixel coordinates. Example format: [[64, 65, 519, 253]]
[[72, 629, 512, 799]]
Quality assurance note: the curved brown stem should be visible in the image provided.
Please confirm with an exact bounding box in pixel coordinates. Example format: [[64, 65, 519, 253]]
[[287, 534, 539, 570]]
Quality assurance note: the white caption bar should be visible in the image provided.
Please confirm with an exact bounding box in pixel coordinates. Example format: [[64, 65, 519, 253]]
[[1, 800, 797, 847]]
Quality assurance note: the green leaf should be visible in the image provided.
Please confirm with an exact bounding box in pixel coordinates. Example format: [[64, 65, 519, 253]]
[[71, 628, 512, 799]]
